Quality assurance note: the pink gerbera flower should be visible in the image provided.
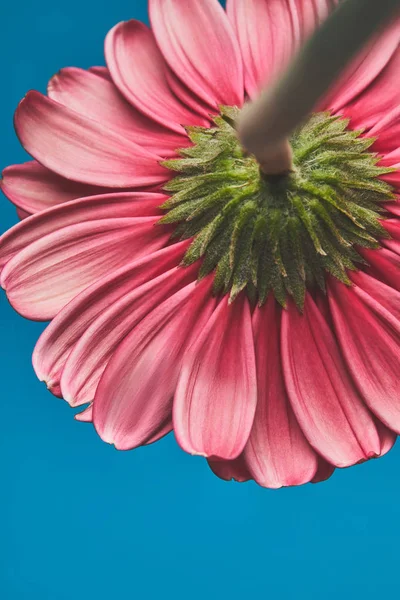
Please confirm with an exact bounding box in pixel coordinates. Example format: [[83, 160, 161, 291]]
[[2, 0, 400, 488]]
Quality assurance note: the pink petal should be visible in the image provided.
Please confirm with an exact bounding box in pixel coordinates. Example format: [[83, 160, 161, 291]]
[[244, 297, 318, 489], [105, 20, 210, 133], [48, 67, 186, 157], [174, 294, 257, 460], [328, 275, 400, 433], [358, 246, 400, 293], [281, 294, 382, 467], [32, 242, 188, 395], [16, 207, 30, 220], [88, 67, 111, 80], [15, 91, 168, 187], [75, 404, 93, 422], [149, 0, 244, 107], [374, 420, 397, 457], [369, 106, 400, 154], [94, 276, 215, 450], [311, 459, 335, 484], [343, 46, 400, 131], [208, 456, 252, 483], [1, 216, 169, 320], [61, 263, 200, 407], [1, 161, 110, 214], [321, 17, 400, 113], [227, 0, 336, 98], [144, 419, 173, 445], [0, 192, 164, 271]]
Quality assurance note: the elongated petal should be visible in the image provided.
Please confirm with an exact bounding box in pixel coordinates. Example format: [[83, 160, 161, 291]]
[[0, 191, 163, 264], [0, 192, 164, 270], [321, 17, 400, 113], [343, 47, 400, 131], [94, 276, 215, 450], [244, 297, 318, 489], [61, 264, 200, 406], [1, 217, 169, 320], [1, 161, 110, 213], [227, 0, 336, 97], [369, 106, 400, 154], [358, 246, 400, 293], [174, 294, 257, 460], [208, 456, 252, 483], [328, 276, 400, 433], [281, 295, 382, 467], [15, 91, 168, 187], [105, 20, 210, 132], [48, 67, 186, 157], [149, 0, 243, 107], [33, 242, 188, 395]]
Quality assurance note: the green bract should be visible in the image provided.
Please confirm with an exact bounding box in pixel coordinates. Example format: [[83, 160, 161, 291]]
[[160, 106, 395, 309]]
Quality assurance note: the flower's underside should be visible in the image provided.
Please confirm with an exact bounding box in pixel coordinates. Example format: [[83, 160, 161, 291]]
[[162, 107, 394, 308], [1, 0, 400, 489]]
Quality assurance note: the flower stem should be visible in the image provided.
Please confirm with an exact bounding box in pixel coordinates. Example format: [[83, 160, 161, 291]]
[[237, 0, 400, 176]]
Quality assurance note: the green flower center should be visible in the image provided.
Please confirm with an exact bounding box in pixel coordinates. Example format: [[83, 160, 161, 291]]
[[160, 106, 394, 308]]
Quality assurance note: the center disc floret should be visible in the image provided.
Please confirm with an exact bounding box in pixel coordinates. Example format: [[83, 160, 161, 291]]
[[160, 106, 394, 308]]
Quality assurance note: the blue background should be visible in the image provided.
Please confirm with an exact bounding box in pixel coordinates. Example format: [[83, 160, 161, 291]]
[[1, 1, 399, 598]]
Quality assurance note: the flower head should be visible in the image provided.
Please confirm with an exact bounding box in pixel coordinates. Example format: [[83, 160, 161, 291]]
[[1, 0, 400, 488]]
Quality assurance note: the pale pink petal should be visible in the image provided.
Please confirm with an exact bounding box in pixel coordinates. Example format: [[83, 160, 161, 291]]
[[174, 294, 257, 460], [61, 264, 200, 407], [227, 0, 337, 97], [328, 275, 400, 433], [149, 0, 243, 107], [105, 20, 210, 132], [321, 17, 400, 113], [48, 67, 186, 157], [244, 297, 318, 489], [0, 192, 164, 270], [32, 242, 188, 396], [1, 216, 169, 320], [15, 91, 168, 187], [208, 456, 252, 483], [1, 161, 110, 213], [343, 47, 400, 130], [94, 276, 215, 450], [281, 294, 382, 467], [75, 405, 93, 422]]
